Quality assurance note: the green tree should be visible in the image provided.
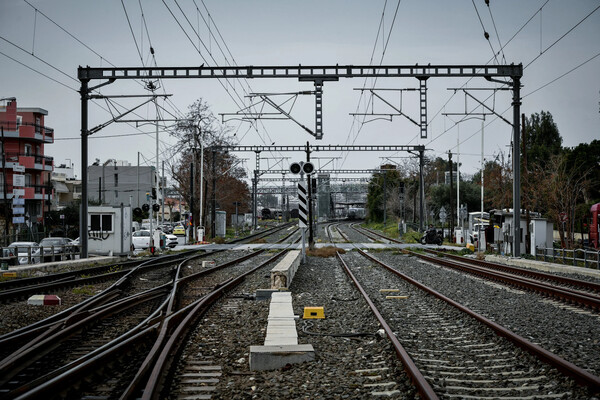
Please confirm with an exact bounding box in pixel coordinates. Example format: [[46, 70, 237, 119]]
[[522, 111, 563, 169]]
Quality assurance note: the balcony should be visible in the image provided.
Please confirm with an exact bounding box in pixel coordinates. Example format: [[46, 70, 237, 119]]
[[0, 121, 54, 143], [2, 152, 53, 171], [0, 184, 53, 201]]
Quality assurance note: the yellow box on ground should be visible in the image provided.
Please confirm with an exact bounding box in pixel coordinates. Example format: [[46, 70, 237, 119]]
[[303, 306, 325, 319]]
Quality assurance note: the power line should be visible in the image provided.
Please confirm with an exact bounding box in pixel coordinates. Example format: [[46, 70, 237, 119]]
[[121, 0, 145, 65], [0, 50, 77, 92], [523, 50, 600, 98], [472, 0, 499, 64], [525, 4, 600, 69]]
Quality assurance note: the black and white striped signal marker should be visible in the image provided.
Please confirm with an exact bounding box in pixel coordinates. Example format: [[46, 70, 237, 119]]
[[298, 181, 308, 228]]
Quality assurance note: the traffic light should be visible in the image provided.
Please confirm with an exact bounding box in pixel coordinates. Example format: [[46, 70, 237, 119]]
[[152, 203, 160, 212], [151, 188, 157, 199], [133, 207, 143, 217], [303, 162, 314, 175], [290, 162, 301, 174], [142, 203, 150, 212]]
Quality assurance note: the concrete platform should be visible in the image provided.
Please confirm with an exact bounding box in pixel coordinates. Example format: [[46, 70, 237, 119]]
[[249, 292, 315, 371], [270, 250, 301, 289]]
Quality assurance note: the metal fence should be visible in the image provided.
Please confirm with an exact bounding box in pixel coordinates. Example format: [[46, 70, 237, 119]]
[[1, 244, 81, 268], [535, 246, 600, 270]]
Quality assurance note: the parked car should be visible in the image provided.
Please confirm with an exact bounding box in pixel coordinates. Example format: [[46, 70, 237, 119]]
[[39, 237, 74, 262], [132, 230, 152, 250], [165, 233, 178, 248], [173, 225, 185, 235], [1, 247, 19, 266], [8, 241, 40, 265]]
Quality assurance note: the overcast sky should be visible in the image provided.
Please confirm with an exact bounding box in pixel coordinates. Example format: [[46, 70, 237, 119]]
[[1, 0, 598, 185]]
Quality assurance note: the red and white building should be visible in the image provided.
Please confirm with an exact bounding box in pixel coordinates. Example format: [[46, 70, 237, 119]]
[[0, 97, 54, 225]]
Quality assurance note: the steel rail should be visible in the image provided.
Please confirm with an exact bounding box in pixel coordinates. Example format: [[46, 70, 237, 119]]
[[353, 224, 403, 244], [359, 249, 600, 391], [7, 248, 285, 399], [0, 258, 145, 292], [134, 249, 289, 400], [335, 252, 439, 400], [426, 249, 600, 293], [415, 251, 600, 310], [0, 285, 170, 388]]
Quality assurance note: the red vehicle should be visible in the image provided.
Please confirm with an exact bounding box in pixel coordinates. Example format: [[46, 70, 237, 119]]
[[590, 203, 600, 249]]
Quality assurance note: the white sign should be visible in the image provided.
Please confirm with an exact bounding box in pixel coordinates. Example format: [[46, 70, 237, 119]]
[[12, 164, 25, 173], [13, 189, 25, 196], [12, 207, 25, 215], [12, 216, 25, 224], [12, 198, 24, 206], [13, 175, 25, 187]]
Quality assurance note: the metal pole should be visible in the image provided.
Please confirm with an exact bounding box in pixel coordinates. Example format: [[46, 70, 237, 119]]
[[137, 152, 140, 208], [190, 162, 194, 242], [480, 120, 485, 252], [383, 170, 387, 227], [154, 98, 160, 229], [199, 127, 204, 234], [419, 150, 425, 233], [252, 174, 257, 230], [80, 78, 89, 258], [1, 126, 7, 244], [211, 148, 216, 238], [456, 124, 460, 241], [161, 161, 165, 225], [512, 76, 522, 257], [448, 152, 454, 240]]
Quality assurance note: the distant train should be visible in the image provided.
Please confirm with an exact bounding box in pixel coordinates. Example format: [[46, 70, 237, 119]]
[[347, 207, 365, 220], [261, 208, 283, 220]]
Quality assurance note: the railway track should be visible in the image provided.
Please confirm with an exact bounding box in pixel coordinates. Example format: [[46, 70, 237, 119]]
[[337, 248, 600, 399], [0, 223, 297, 399], [414, 249, 600, 311]]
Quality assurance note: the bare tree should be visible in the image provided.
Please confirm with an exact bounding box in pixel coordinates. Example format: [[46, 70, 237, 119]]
[[532, 154, 592, 249]]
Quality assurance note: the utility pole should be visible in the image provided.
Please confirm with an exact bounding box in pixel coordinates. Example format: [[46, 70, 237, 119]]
[[448, 152, 454, 241], [512, 76, 522, 257], [383, 170, 387, 227], [1, 127, 8, 243], [80, 78, 89, 258], [161, 161, 165, 225], [211, 147, 216, 238], [189, 162, 194, 242]]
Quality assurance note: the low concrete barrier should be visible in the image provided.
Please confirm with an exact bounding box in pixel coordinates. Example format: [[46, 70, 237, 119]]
[[249, 292, 314, 370], [270, 250, 301, 289]]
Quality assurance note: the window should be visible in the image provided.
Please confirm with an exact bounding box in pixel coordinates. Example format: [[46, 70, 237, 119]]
[[16, 116, 22, 128], [35, 116, 41, 133], [114, 173, 118, 187], [89, 214, 114, 233], [25, 174, 32, 186], [24, 144, 32, 156]]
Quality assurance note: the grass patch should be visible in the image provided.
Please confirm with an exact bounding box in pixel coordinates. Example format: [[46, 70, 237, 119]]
[[72, 286, 95, 296], [212, 236, 226, 244], [402, 230, 421, 243], [250, 238, 267, 244], [307, 246, 346, 258]]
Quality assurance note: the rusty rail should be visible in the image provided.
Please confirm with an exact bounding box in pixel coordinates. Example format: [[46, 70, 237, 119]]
[[360, 248, 600, 392], [335, 252, 439, 400]]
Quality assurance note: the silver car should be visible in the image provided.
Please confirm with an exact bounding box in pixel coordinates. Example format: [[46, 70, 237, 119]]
[[8, 242, 41, 265]]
